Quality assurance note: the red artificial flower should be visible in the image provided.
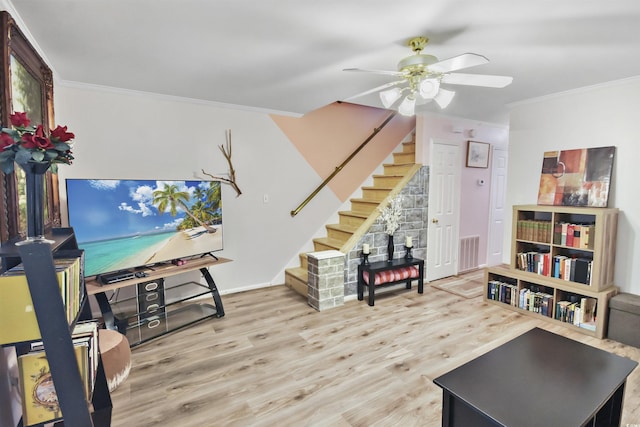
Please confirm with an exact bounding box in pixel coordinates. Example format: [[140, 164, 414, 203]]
[[9, 112, 30, 127], [21, 125, 54, 150], [0, 133, 15, 149], [50, 125, 75, 142]]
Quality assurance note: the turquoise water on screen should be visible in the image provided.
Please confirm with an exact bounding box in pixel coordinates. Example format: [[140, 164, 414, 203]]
[[80, 231, 175, 277]]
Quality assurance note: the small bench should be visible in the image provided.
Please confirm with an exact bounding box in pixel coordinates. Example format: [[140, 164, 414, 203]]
[[357, 258, 424, 306]]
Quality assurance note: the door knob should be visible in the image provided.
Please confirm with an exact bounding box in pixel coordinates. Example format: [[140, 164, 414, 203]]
[[432, 218, 439, 224]]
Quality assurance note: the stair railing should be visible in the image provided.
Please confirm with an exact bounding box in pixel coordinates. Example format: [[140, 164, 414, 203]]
[[290, 111, 397, 217]]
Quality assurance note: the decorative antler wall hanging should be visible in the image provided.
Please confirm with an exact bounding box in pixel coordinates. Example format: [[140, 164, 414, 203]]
[[202, 129, 242, 197]]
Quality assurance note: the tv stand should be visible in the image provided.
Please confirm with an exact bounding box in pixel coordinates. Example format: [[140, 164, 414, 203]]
[[86, 257, 230, 347]]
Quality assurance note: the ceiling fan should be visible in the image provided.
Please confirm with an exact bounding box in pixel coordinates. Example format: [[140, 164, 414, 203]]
[[343, 36, 513, 116]]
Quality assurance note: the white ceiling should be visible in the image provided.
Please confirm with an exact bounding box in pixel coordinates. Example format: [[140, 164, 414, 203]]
[[7, 0, 640, 124]]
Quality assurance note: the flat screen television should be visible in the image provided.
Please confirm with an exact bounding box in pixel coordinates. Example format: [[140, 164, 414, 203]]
[[65, 179, 223, 278]]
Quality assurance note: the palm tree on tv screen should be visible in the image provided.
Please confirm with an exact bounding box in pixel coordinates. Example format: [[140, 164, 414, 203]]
[[152, 183, 217, 233]]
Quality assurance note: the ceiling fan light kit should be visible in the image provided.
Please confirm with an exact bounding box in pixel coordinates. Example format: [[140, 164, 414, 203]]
[[344, 36, 513, 116], [380, 87, 403, 108], [419, 78, 440, 98], [434, 88, 455, 109], [398, 95, 416, 116]]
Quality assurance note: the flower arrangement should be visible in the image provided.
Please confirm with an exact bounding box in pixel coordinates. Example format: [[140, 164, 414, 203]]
[[378, 195, 403, 235], [0, 111, 75, 174]]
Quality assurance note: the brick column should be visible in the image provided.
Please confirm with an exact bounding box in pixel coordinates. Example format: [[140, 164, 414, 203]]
[[307, 250, 345, 311]]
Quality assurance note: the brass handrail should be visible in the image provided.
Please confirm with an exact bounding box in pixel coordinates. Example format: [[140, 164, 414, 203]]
[[290, 111, 397, 217]]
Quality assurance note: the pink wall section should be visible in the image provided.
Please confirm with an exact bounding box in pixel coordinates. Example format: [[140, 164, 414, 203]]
[[417, 115, 509, 268], [271, 102, 415, 202]]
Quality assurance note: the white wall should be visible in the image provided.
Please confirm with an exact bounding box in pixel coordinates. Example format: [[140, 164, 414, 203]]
[[506, 76, 640, 294], [54, 85, 343, 294]]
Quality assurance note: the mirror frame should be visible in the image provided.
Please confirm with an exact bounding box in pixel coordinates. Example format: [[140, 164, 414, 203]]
[[0, 11, 60, 242]]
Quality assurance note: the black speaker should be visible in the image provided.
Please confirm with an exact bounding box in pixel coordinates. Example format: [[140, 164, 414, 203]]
[[137, 278, 165, 319]]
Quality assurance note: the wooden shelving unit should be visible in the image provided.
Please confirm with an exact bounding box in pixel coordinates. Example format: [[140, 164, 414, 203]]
[[484, 205, 619, 338]]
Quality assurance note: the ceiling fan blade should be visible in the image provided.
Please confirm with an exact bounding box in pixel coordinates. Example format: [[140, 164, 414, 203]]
[[442, 73, 513, 88], [342, 80, 406, 102], [428, 53, 489, 74], [343, 68, 404, 77]]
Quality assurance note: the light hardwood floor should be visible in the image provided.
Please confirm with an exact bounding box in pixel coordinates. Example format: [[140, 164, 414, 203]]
[[110, 275, 640, 427]]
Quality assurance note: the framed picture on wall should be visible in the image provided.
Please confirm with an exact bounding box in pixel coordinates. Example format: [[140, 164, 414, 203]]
[[537, 146, 615, 207], [466, 141, 490, 168]]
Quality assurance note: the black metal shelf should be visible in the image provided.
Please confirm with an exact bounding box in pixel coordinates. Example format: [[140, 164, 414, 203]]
[[1, 229, 111, 426]]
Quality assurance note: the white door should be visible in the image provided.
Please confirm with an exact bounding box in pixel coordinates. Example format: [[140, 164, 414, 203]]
[[487, 147, 508, 266], [427, 139, 461, 281]]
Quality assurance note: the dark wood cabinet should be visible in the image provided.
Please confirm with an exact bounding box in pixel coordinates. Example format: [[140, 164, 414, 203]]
[[434, 328, 637, 427]]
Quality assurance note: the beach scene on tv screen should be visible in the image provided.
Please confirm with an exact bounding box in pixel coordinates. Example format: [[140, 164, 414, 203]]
[[66, 179, 223, 277]]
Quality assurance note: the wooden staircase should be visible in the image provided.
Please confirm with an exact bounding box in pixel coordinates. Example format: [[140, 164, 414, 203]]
[[284, 138, 420, 297]]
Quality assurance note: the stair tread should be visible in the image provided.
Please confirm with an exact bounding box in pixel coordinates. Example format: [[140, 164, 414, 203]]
[[313, 236, 344, 248], [285, 266, 308, 276], [373, 173, 405, 178], [338, 210, 369, 218], [326, 223, 358, 232], [361, 185, 394, 190], [350, 198, 380, 203], [383, 163, 414, 167]]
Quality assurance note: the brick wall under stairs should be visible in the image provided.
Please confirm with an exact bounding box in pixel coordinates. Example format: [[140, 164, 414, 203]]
[[284, 139, 420, 297]]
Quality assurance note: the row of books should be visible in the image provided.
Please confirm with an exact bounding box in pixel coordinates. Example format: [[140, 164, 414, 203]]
[[519, 287, 554, 318], [515, 252, 593, 285], [487, 279, 518, 306], [0, 253, 85, 345], [515, 219, 552, 243], [515, 220, 596, 250], [553, 222, 595, 249], [487, 280, 598, 330], [488, 280, 554, 317], [18, 320, 100, 426], [556, 297, 597, 331]]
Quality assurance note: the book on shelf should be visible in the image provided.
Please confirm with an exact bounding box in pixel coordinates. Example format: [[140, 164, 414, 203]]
[[566, 224, 575, 247], [554, 222, 595, 249], [18, 320, 99, 426], [18, 341, 91, 426], [580, 297, 597, 324], [554, 297, 597, 330], [0, 255, 84, 345], [563, 258, 572, 282], [29, 320, 100, 399], [516, 219, 551, 243], [580, 225, 594, 249], [515, 251, 551, 276], [487, 280, 518, 306], [518, 288, 554, 317], [550, 256, 592, 285], [573, 258, 591, 285], [573, 225, 581, 248]]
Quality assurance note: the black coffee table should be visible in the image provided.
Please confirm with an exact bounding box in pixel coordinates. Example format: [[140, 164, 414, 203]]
[[434, 327, 637, 427]]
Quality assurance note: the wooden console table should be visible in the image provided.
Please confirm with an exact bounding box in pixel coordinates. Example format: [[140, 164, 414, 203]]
[[357, 258, 424, 306], [86, 256, 230, 346], [434, 327, 638, 426]]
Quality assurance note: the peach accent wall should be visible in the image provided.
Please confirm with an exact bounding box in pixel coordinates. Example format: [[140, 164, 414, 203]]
[[271, 102, 415, 202]]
